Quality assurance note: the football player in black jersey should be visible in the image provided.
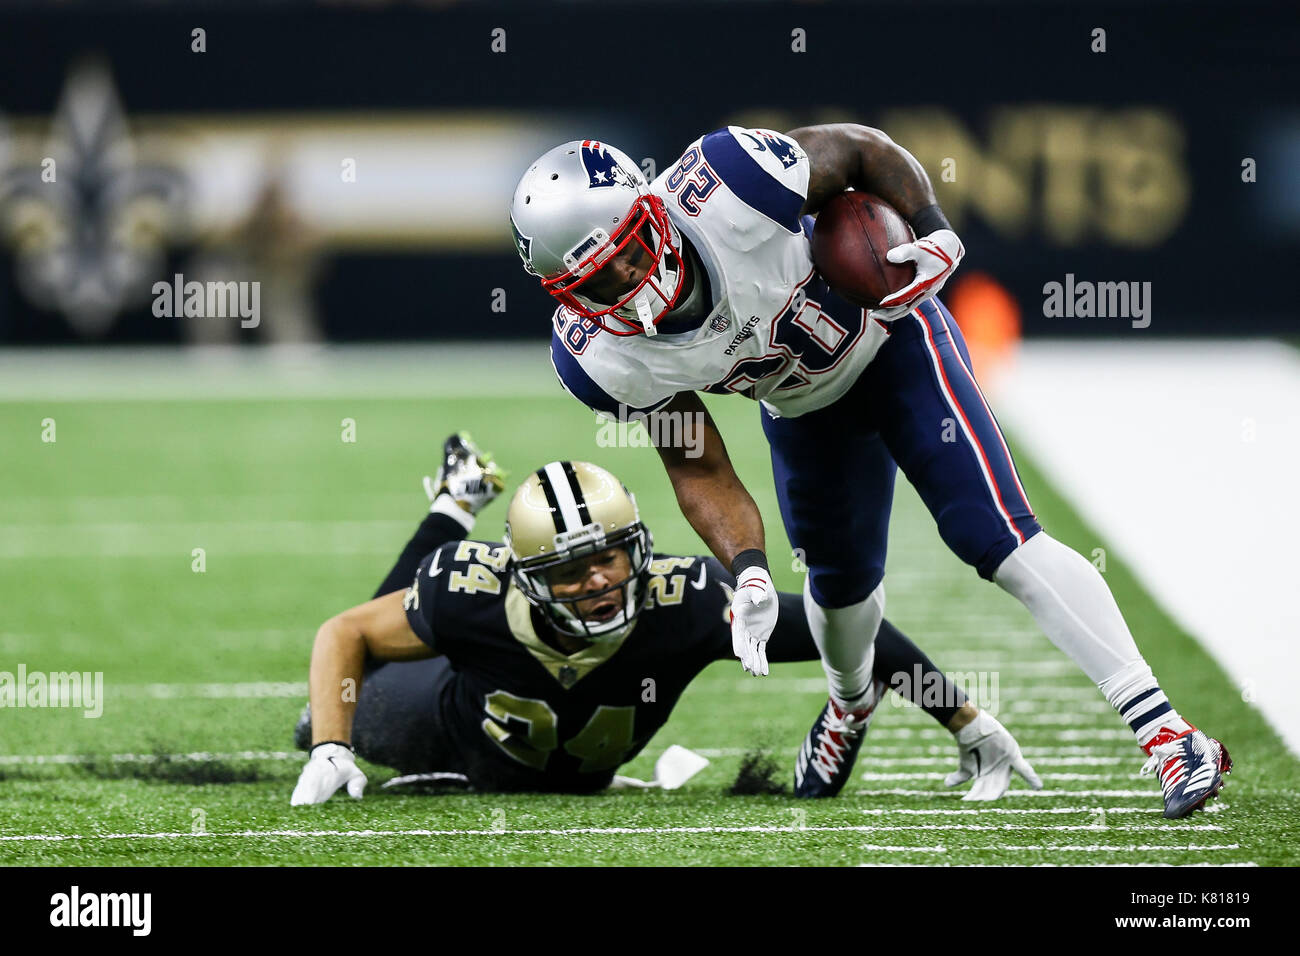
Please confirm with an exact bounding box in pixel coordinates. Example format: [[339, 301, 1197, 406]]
[[291, 435, 1040, 804]]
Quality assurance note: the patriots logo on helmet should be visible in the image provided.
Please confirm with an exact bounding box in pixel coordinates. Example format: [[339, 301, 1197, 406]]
[[510, 216, 534, 267], [581, 140, 633, 189], [761, 132, 801, 169]]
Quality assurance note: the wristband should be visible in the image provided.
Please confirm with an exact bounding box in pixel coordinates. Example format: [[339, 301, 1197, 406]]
[[907, 203, 952, 237], [310, 740, 353, 754], [730, 549, 769, 578]]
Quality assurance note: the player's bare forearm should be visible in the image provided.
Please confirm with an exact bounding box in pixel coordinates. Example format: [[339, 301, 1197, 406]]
[[308, 591, 434, 746], [651, 391, 765, 566], [307, 615, 367, 746], [789, 123, 938, 221]]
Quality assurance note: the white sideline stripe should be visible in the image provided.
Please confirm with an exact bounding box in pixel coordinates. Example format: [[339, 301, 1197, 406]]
[[996, 340, 1300, 757]]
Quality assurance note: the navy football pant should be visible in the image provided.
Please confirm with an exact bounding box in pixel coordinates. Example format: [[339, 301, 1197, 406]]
[[764, 296, 1040, 609], [351, 657, 461, 773]]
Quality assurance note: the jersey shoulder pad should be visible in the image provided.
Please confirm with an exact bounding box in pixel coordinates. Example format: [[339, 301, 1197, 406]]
[[404, 539, 511, 649], [699, 126, 809, 234], [550, 308, 673, 418]]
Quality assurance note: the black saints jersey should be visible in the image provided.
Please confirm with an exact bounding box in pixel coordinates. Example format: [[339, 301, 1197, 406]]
[[402, 538, 813, 792]]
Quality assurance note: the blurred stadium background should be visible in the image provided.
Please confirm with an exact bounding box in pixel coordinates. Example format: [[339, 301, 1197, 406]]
[[1, 0, 1298, 867]]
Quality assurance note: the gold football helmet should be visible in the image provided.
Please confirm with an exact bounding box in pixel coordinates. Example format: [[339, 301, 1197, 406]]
[[504, 461, 653, 642]]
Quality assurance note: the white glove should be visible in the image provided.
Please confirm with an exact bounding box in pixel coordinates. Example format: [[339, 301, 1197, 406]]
[[945, 710, 1043, 801], [730, 565, 777, 677], [290, 742, 368, 806], [872, 228, 965, 318]]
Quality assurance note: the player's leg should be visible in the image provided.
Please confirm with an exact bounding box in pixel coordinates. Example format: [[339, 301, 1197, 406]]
[[870, 297, 1228, 816], [762, 406, 895, 715]]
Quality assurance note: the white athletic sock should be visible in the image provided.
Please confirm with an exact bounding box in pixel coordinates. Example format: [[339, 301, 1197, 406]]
[[993, 532, 1188, 746], [1098, 660, 1191, 748], [803, 576, 883, 713]]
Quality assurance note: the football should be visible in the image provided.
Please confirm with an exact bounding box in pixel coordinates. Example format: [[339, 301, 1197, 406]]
[[810, 192, 916, 309]]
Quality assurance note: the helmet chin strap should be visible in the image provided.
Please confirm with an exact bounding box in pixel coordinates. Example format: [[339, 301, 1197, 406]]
[[626, 255, 683, 336], [634, 292, 657, 336]]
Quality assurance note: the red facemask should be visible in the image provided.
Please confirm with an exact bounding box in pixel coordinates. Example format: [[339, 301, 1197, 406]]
[[540, 194, 687, 335]]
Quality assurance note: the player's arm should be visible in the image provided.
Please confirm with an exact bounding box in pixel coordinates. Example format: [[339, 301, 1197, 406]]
[[790, 123, 937, 222], [651, 392, 763, 568], [291, 592, 435, 806], [308, 591, 435, 744], [651, 392, 777, 676], [787, 123, 964, 314]]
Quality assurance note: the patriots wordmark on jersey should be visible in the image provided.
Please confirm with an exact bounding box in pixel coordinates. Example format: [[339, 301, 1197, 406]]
[[403, 539, 736, 792], [545, 128, 890, 419]]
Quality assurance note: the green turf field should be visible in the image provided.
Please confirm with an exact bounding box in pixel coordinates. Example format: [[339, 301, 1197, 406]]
[[2, 352, 1297, 866]]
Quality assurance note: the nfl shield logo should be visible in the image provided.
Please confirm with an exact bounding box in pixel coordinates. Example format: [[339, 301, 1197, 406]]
[[709, 314, 730, 334], [558, 665, 579, 688]]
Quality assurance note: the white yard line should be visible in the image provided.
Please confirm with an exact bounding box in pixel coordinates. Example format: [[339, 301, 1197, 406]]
[[113, 682, 309, 699], [859, 844, 1238, 853], [860, 773, 1126, 781], [0, 826, 1237, 845], [0, 751, 302, 765], [0, 521, 410, 558], [997, 340, 1300, 756], [0, 344, 559, 401], [853, 789, 1169, 798], [857, 807, 1168, 815], [861, 862, 1258, 867], [0, 750, 1137, 770]]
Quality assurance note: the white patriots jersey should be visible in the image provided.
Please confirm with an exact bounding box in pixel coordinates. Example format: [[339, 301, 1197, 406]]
[[549, 126, 890, 419]]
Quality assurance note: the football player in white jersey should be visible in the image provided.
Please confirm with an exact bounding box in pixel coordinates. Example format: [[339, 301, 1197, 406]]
[[508, 126, 1229, 815]]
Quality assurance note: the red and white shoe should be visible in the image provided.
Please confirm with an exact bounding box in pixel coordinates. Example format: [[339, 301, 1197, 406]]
[[793, 680, 886, 798], [1140, 725, 1232, 819]]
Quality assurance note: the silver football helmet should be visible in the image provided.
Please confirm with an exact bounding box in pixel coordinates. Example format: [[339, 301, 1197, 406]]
[[509, 140, 686, 336]]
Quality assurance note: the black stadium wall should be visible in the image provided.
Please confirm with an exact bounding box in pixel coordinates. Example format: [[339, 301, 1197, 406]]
[[0, 1, 1295, 343]]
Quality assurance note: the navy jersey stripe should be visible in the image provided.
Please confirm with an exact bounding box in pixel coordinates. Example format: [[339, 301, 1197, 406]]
[[549, 331, 623, 416], [549, 330, 667, 417], [700, 129, 805, 234]]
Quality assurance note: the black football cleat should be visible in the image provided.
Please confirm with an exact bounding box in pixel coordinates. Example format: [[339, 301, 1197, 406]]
[[422, 432, 506, 516], [794, 680, 886, 798]]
